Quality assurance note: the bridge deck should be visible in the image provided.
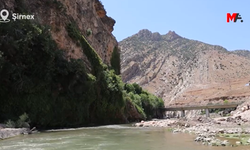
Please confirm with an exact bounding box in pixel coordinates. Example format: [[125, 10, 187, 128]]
[[163, 103, 242, 111]]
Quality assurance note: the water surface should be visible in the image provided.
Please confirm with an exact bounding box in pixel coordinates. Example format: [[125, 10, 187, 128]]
[[0, 125, 249, 150]]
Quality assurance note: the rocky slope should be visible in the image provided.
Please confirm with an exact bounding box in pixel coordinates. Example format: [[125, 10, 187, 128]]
[[120, 29, 250, 106]]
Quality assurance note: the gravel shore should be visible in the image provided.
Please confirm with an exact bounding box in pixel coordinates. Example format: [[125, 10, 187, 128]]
[[134, 101, 250, 146]]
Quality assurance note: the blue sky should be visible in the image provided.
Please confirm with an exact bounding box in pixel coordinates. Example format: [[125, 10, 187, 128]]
[[101, 0, 250, 51]]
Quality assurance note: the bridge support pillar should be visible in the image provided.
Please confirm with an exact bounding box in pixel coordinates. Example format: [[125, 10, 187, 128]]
[[181, 110, 185, 117], [206, 109, 210, 117]]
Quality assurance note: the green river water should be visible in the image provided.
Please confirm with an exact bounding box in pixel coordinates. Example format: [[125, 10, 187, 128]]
[[0, 125, 249, 150]]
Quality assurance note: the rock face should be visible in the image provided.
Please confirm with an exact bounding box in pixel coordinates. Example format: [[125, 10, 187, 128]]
[[230, 101, 250, 121], [0, 0, 117, 66], [120, 29, 250, 106], [0, 0, 148, 127]]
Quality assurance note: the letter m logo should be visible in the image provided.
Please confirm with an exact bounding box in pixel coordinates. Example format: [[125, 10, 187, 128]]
[[227, 13, 238, 23]]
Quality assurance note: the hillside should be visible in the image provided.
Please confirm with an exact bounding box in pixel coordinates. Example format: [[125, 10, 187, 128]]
[[0, 1, 163, 128], [120, 29, 250, 106]]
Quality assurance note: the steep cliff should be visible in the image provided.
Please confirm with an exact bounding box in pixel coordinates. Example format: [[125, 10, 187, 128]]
[[120, 29, 250, 106], [0, 1, 163, 128], [0, 0, 117, 66]]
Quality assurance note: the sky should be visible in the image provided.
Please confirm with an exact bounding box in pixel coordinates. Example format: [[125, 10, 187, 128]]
[[101, 0, 250, 51]]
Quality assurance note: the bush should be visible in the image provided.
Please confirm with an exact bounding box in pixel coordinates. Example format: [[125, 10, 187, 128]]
[[124, 83, 164, 119], [4, 113, 30, 128], [224, 99, 229, 104], [86, 28, 92, 36], [5, 120, 16, 128], [16, 113, 30, 128]]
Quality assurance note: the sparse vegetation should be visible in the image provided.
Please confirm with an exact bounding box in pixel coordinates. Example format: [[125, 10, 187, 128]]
[[219, 133, 250, 146], [200, 110, 206, 115], [5, 113, 30, 128], [86, 28, 92, 36], [224, 99, 229, 104]]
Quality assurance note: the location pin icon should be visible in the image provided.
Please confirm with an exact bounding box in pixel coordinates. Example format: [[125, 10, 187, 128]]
[[0, 9, 9, 22]]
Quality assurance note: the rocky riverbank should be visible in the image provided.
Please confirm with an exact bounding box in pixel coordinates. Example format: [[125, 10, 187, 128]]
[[134, 118, 250, 146], [0, 125, 37, 140], [134, 101, 250, 146], [0, 128, 30, 140]]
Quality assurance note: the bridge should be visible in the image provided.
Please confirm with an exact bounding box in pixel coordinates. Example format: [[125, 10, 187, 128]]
[[163, 102, 243, 117]]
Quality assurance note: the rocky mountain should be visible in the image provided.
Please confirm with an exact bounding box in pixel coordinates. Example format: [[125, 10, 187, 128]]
[[120, 29, 250, 106]]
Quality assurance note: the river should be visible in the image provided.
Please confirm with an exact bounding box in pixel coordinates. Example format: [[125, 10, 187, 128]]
[[0, 125, 249, 150]]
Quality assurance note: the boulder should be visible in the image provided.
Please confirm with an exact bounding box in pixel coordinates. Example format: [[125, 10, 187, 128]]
[[235, 116, 241, 120], [173, 129, 181, 133], [218, 129, 225, 134], [235, 141, 241, 145], [247, 138, 250, 143], [135, 123, 143, 127], [194, 137, 202, 142], [242, 119, 248, 122], [226, 130, 235, 134], [226, 117, 234, 122], [241, 107, 245, 112], [204, 138, 212, 142], [218, 118, 226, 121], [221, 140, 229, 146], [210, 140, 218, 146]]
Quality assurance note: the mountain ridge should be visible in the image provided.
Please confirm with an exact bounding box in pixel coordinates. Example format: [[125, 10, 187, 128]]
[[120, 29, 250, 106]]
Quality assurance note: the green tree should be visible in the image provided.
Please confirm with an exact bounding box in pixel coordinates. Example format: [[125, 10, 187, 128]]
[[124, 83, 135, 93], [110, 46, 121, 75], [132, 83, 142, 94]]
